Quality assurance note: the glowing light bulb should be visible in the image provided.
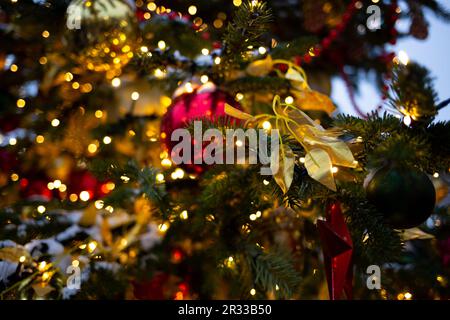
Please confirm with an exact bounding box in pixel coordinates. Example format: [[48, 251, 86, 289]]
[[285, 96, 294, 104], [158, 40, 166, 50], [398, 50, 409, 66], [95, 110, 103, 118], [53, 180, 62, 188], [188, 5, 197, 15], [180, 210, 188, 220], [51, 119, 60, 127], [36, 135, 45, 143], [258, 47, 267, 55], [403, 115, 412, 126], [200, 75, 209, 84], [111, 77, 121, 87], [131, 91, 140, 101], [79, 191, 90, 202], [262, 121, 271, 130], [16, 99, 26, 108], [37, 205, 46, 214]]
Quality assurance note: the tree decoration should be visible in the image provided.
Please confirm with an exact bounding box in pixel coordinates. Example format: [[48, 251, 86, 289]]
[[1, 0, 450, 301], [388, 63, 439, 126], [245, 57, 336, 114], [160, 83, 241, 174], [20, 178, 53, 201], [364, 165, 436, 229], [317, 201, 353, 300], [226, 95, 356, 192], [64, 0, 137, 73]]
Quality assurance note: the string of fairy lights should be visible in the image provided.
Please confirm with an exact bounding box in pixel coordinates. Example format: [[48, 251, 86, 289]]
[[1, 0, 448, 300]]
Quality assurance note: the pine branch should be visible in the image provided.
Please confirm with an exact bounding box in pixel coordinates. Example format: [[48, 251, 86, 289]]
[[221, 0, 272, 71], [244, 245, 301, 299]]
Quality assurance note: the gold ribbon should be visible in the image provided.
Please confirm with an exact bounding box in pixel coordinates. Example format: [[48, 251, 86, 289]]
[[225, 96, 357, 192], [246, 57, 336, 114]]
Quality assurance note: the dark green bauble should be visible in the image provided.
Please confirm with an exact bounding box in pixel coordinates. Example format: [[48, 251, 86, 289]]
[[365, 166, 436, 229]]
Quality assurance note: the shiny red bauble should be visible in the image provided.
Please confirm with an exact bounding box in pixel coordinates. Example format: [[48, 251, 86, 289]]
[[160, 86, 241, 174]]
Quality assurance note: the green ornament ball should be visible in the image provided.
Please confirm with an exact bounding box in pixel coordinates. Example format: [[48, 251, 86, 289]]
[[364, 166, 436, 229]]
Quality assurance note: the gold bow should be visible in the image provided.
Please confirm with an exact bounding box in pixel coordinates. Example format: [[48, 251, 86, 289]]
[[225, 96, 357, 192], [246, 57, 336, 114]]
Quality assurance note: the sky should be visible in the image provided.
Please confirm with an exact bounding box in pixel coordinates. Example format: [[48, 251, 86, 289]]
[[332, 12, 450, 122]]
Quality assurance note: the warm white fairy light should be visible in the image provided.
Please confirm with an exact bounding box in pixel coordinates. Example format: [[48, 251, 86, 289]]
[[16, 99, 26, 108], [188, 5, 197, 15], [103, 136, 112, 144], [158, 222, 170, 233], [158, 40, 166, 50], [262, 121, 271, 130], [180, 210, 189, 220], [36, 135, 45, 143], [200, 75, 209, 84], [156, 173, 165, 183], [95, 110, 103, 118], [131, 91, 140, 101], [53, 180, 62, 189], [403, 115, 412, 126], [258, 46, 267, 55], [88, 143, 98, 153], [185, 82, 194, 93], [171, 168, 185, 180], [285, 96, 294, 104], [79, 191, 90, 202], [404, 292, 412, 300], [51, 118, 60, 127], [37, 205, 46, 214], [235, 93, 244, 101], [111, 77, 121, 87], [88, 241, 97, 253], [397, 50, 409, 66], [154, 68, 165, 79], [161, 158, 172, 168], [38, 261, 47, 272], [95, 200, 104, 209]]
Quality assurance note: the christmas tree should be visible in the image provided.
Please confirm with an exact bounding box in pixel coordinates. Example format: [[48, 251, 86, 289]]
[[0, 0, 449, 300]]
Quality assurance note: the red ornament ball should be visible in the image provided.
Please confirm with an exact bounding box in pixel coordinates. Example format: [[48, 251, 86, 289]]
[[20, 179, 52, 201], [132, 273, 169, 300], [160, 86, 241, 174], [67, 170, 103, 199]]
